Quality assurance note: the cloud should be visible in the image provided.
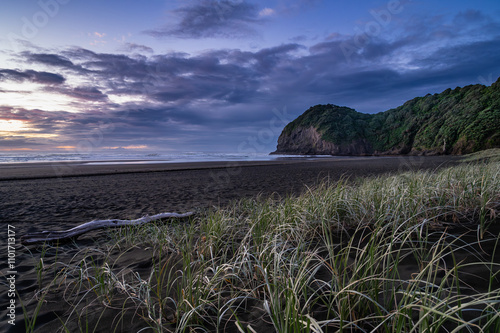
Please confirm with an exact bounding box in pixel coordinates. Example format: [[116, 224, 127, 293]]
[[0, 106, 73, 141], [290, 35, 308, 42], [2, 8, 500, 152], [0, 136, 47, 150], [145, 0, 265, 39], [453, 9, 486, 25], [22, 52, 89, 74], [0, 89, 31, 94], [121, 42, 154, 53], [23, 53, 75, 68], [0, 69, 65, 84], [259, 8, 275, 17], [24, 43, 301, 105], [0, 69, 31, 82], [325, 32, 341, 40], [54, 86, 109, 101]]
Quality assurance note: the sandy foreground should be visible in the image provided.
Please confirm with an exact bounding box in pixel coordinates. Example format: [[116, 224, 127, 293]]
[[2, 155, 480, 332], [0, 156, 461, 228]]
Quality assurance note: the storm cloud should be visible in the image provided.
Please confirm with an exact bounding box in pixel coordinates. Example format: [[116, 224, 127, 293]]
[[0, 69, 65, 85], [145, 0, 265, 38]]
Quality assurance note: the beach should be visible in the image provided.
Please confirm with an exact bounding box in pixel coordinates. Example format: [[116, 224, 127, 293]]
[[0, 156, 461, 229], [5, 154, 499, 333]]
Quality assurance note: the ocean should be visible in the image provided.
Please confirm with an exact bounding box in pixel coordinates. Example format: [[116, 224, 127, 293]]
[[0, 151, 328, 164]]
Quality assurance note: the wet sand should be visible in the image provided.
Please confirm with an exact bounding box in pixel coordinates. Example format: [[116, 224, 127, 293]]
[[1, 156, 461, 229]]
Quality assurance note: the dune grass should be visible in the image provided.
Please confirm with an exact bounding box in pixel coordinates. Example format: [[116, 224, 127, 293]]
[[462, 148, 500, 163], [21, 157, 500, 332]]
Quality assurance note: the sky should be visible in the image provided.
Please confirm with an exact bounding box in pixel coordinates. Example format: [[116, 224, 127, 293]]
[[0, 0, 499, 154]]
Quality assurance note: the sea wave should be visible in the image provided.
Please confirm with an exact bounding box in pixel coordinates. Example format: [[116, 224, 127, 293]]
[[0, 152, 317, 164]]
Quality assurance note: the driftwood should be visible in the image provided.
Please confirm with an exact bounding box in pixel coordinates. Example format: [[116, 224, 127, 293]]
[[21, 212, 194, 245]]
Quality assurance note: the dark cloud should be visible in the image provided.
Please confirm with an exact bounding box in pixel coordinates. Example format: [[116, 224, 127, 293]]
[[290, 35, 308, 42], [22, 51, 89, 74], [23, 53, 75, 68], [25, 43, 300, 105], [0, 69, 31, 81], [0, 89, 30, 94], [0, 136, 49, 150], [253, 43, 304, 72], [121, 43, 154, 53], [27, 70, 66, 84], [408, 38, 500, 85], [0, 69, 65, 84], [145, 0, 265, 39], [55, 86, 109, 101], [453, 9, 486, 25]]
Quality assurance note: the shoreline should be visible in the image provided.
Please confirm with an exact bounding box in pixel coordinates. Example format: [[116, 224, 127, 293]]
[[0, 156, 462, 229], [0, 156, 375, 181]]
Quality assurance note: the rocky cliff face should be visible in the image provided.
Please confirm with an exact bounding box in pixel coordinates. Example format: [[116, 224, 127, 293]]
[[272, 78, 500, 156], [274, 126, 374, 155]]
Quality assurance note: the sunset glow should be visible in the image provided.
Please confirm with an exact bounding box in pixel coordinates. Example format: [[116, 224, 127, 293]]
[[0, 147, 35, 151], [56, 146, 77, 149], [0, 86, 83, 113], [0, 119, 29, 132]]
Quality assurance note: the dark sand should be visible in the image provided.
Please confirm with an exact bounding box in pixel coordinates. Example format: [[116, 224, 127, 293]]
[[6, 155, 497, 333], [1, 156, 461, 229]]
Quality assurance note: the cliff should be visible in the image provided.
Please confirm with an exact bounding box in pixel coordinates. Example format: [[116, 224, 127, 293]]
[[273, 77, 500, 155]]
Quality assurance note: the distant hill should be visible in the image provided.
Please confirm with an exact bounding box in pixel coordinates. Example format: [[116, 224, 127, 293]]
[[273, 77, 500, 155]]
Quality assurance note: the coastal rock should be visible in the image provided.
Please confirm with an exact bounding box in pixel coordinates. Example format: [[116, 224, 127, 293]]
[[273, 78, 500, 156], [274, 126, 373, 155]]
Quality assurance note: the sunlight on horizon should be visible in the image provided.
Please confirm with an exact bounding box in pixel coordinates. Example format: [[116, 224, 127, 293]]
[[0, 82, 84, 113], [0, 119, 58, 140], [0, 119, 29, 132], [0, 147, 35, 151]]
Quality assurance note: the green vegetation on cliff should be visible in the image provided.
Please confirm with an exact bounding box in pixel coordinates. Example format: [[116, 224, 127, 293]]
[[279, 77, 500, 155]]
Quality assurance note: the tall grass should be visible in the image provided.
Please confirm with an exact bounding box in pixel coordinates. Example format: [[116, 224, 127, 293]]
[[21, 159, 500, 332]]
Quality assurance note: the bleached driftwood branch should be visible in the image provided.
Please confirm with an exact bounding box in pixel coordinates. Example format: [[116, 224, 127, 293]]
[[21, 212, 194, 245]]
